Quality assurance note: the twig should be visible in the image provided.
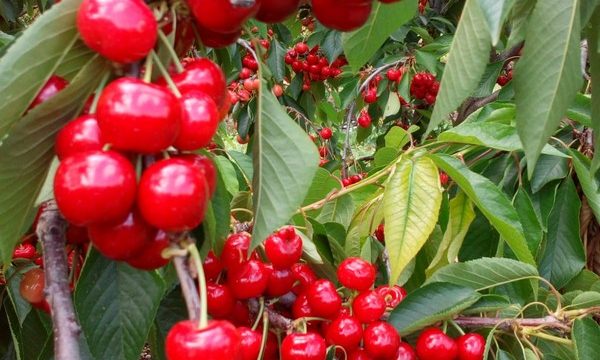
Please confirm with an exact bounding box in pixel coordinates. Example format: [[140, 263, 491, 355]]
[[454, 316, 570, 331], [490, 42, 524, 63], [36, 201, 81, 360], [455, 90, 500, 124], [248, 298, 294, 332], [173, 254, 201, 321]]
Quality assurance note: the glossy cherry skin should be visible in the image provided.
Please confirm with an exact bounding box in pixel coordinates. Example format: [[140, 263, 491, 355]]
[[311, 0, 372, 32], [416, 328, 459, 360], [138, 158, 209, 232], [352, 290, 386, 324], [337, 257, 376, 291], [165, 320, 240, 360], [55, 115, 103, 160], [20, 268, 45, 304], [126, 231, 170, 270], [364, 321, 401, 359], [174, 91, 220, 151], [264, 226, 303, 269], [197, 26, 242, 49], [88, 211, 155, 261], [12, 243, 37, 260], [29, 75, 68, 110], [238, 327, 262, 360], [325, 314, 363, 351], [266, 266, 296, 297], [255, 0, 300, 23], [178, 154, 217, 195], [395, 342, 417, 360], [292, 292, 313, 319], [188, 0, 260, 34], [207, 283, 236, 318], [77, 0, 157, 63], [221, 232, 253, 271], [165, 59, 227, 107], [203, 251, 224, 281], [228, 301, 252, 327], [54, 151, 136, 226], [97, 78, 180, 154], [319, 127, 333, 140], [349, 348, 375, 360], [457, 333, 486, 360], [291, 263, 317, 293], [306, 279, 342, 318], [227, 260, 269, 299], [375, 285, 407, 309], [281, 333, 327, 360]]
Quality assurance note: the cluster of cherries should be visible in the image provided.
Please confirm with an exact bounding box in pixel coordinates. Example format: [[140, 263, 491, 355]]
[[342, 173, 368, 187], [285, 43, 347, 91], [410, 72, 440, 106]]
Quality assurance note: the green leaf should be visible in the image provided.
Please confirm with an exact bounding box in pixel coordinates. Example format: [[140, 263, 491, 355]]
[[530, 155, 569, 193], [573, 317, 600, 360], [567, 93, 592, 127], [0, 56, 107, 265], [384, 126, 410, 150], [317, 195, 354, 230], [388, 282, 481, 335], [427, 257, 539, 291], [571, 150, 600, 223], [302, 168, 341, 207], [477, 0, 515, 45], [266, 39, 286, 82], [571, 291, 600, 309], [462, 294, 511, 314], [514, 188, 543, 257], [384, 156, 443, 285], [590, 10, 600, 174], [539, 177, 585, 288], [514, 0, 582, 176], [75, 250, 165, 360], [342, 1, 417, 72], [252, 78, 320, 248], [429, 154, 535, 265], [427, 0, 491, 136], [383, 91, 401, 118]]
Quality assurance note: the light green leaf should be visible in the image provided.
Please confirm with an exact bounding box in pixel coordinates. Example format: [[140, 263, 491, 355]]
[[514, 0, 582, 176], [463, 294, 511, 314], [571, 292, 600, 309], [477, 0, 515, 45], [384, 156, 443, 285], [590, 10, 600, 174], [571, 150, 600, 223], [383, 91, 401, 118], [573, 317, 600, 360], [317, 195, 354, 230], [427, 0, 491, 136], [302, 168, 341, 207], [384, 126, 410, 150], [345, 193, 384, 257]]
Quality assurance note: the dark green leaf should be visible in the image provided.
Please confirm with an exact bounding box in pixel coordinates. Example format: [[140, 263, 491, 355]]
[[571, 150, 600, 223], [530, 155, 569, 193], [317, 194, 354, 229], [266, 39, 286, 82], [514, 188, 543, 257], [573, 317, 600, 360]]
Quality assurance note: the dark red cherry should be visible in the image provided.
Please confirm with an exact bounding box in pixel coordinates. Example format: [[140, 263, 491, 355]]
[[238, 327, 262, 360], [311, 0, 372, 32], [364, 321, 401, 359], [264, 226, 303, 269], [203, 251, 224, 281], [165, 58, 227, 107], [375, 285, 407, 309], [165, 320, 240, 360], [174, 91, 220, 151], [19, 268, 45, 304], [256, 0, 300, 22], [348, 348, 374, 360], [178, 154, 217, 195], [292, 292, 313, 319], [138, 158, 209, 232], [227, 260, 269, 299], [337, 257, 376, 291], [12, 243, 36, 260], [352, 290, 386, 324], [266, 266, 296, 297], [55, 115, 103, 160], [126, 230, 170, 270], [358, 111, 372, 128], [197, 27, 242, 49], [29, 75, 68, 110], [306, 279, 342, 318], [207, 283, 236, 318], [188, 0, 260, 34], [66, 225, 89, 245], [96, 78, 180, 154], [325, 314, 363, 351], [54, 150, 136, 226], [291, 263, 317, 293], [416, 328, 459, 360], [88, 211, 155, 261], [221, 233, 253, 271], [457, 333, 485, 360], [395, 342, 417, 360], [281, 333, 327, 360], [77, 0, 157, 63], [228, 301, 252, 327]]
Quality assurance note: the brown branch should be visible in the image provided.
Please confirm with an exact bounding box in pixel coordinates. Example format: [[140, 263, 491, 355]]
[[490, 42, 524, 63], [455, 89, 500, 124], [248, 298, 294, 332], [173, 255, 201, 321], [454, 316, 570, 331], [36, 200, 81, 360]]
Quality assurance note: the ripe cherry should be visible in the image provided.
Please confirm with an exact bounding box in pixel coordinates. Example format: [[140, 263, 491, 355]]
[[174, 91, 219, 151], [337, 257, 376, 291], [197, 27, 242, 49], [272, 84, 284, 97], [306, 279, 342, 318], [319, 127, 333, 140], [207, 283, 236, 318], [325, 314, 363, 351], [440, 172, 449, 187], [19, 268, 45, 304], [264, 226, 303, 269], [203, 251, 224, 281], [126, 231, 170, 270], [77, 0, 157, 63], [294, 42, 309, 55], [281, 333, 327, 360], [55, 115, 103, 161], [29, 75, 68, 110], [228, 301, 252, 327], [166, 58, 227, 107], [12, 243, 36, 260], [396, 342, 417, 360], [363, 88, 378, 104], [457, 333, 486, 360], [221, 232, 253, 271], [89, 211, 155, 261], [364, 321, 401, 359], [374, 224, 385, 243], [97, 78, 180, 153], [416, 328, 459, 360], [348, 348, 374, 360], [165, 320, 240, 360], [238, 327, 262, 360], [375, 285, 407, 309], [387, 68, 402, 82], [54, 150, 136, 226], [138, 158, 209, 232], [311, 0, 372, 32], [227, 260, 269, 299], [256, 0, 300, 23], [266, 267, 296, 297], [358, 111, 372, 128], [178, 154, 217, 195], [66, 225, 89, 245], [352, 290, 386, 323], [291, 262, 318, 293], [292, 292, 313, 319], [188, 0, 259, 34]]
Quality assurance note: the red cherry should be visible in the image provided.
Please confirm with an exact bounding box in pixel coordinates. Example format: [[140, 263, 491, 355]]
[[416, 328, 459, 360], [55, 115, 104, 161], [165, 320, 241, 360], [238, 327, 262, 360], [281, 333, 327, 360], [272, 84, 284, 97], [12, 243, 37, 260], [358, 111, 372, 128], [203, 251, 224, 281], [364, 321, 401, 359], [264, 226, 303, 269], [177, 154, 217, 196], [352, 290, 386, 324], [319, 127, 333, 140], [325, 314, 363, 351], [457, 333, 486, 360], [77, 0, 157, 63], [197, 27, 242, 48], [138, 158, 209, 232], [256, 0, 300, 23], [97, 78, 180, 154], [29, 75, 68, 110], [88, 211, 155, 261], [221, 233, 253, 271], [440, 172, 449, 186], [126, 230, 170, 270], [311, 0, 372, 32], [266, 267, 296, 297], [395, 342, 417, 360], [174, 91, 219, 151], [318, 146, 328, 158], [207, 283, 236, 318], [19, 268, 45, 304], [54, 150, 136, 226], [386, 68, 402, 82], [227, 260, 269, 299], [294, 42, 309, 54], [228, 301, 252, 327], [337, 257, 376, 291], [349, 348, 375, 360], [363, 88, 378, 104], [239, 67, 254, 80], [263, 331, 280, 360], [188, 0, 259, 34], [66, 225, 89, 245], [306, 279, 342, 318], [291, 263, 317, 293], [375, 285, 407, 309], [292, 292, 313, 319], [166, 58, 227, 107]]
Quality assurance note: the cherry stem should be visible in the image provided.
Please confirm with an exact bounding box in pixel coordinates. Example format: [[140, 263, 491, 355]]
[[256, 312, 269, 360], [448, 319, 465, 336], [89, 71, 111, 114], [150, 50, 182, 97], [251, 297, 265, 330], [157, 29, 184, 73], [187, 242, 208, 329], [143, 53, 154, 83]]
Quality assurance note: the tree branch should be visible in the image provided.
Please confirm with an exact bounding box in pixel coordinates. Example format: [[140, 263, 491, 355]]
[[248, 298, 294, 332], [173, 254, 201, 321], [454, 316, 570, 331], [490, 42, 524, 63], [36, 201, 81, 360], [455, 89, 500, 124]]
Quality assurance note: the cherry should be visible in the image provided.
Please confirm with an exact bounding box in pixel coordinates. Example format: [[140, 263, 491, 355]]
[[352, 290, 386, 323], [363, 88, 378, 104], [325, 314, 363, 351], [55, 115, 103, 161], [239, 67, 254, 80], [12, 243, 36, 260], [395, 342, 417, 360], [263, 331, 280, 360], [266, 267, 296, 297], [177, 154, 217, 195], [319, 127, 333, 140], [207, 283, 236, 318], [197, 27, 242, 49], [54, 150, 136, 226], [265, 226, 303, 269], [166, 58, 227, 107], [294, 42, 309, 55], [126, 230, 170, 270], [29, 75, 68, 110], [238, 327, 262, 360], [291, 263, 317, 293], [311, 0, 372, 32], [77, 0, 157, 63], [292, 292, 313, 319], [364, 321, 401, 359], [188, 0, 260, 34], [227, 260, 269, 299], [349, 348, 375, 360], [281, 333, 327, 360], [221, 232, 253, 271], [66, 225, 89, 245], [138, 158, 209, 232], [256, 0, 300, 23], [228, 301, 252, 327], [337, 257, 376, 291], [416, 328, 459, 360], [306, 279, 342, 318], [374, 224, 385, 243], [165, 320, 241, 360], [272, 84, 284, 97], [440, 172, 449, 186], [174, 91, 219, 151], [386, 68, 402, 82], [375, 285, 407, 309], [457, 333, 486, 360], [318, 146, 328, 158], [358, 111, 372, 128], [97, 78, 180, 153], [88, 210, 154, 260], [203, 251, 224, 281], [19, 268, 45, 304]]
